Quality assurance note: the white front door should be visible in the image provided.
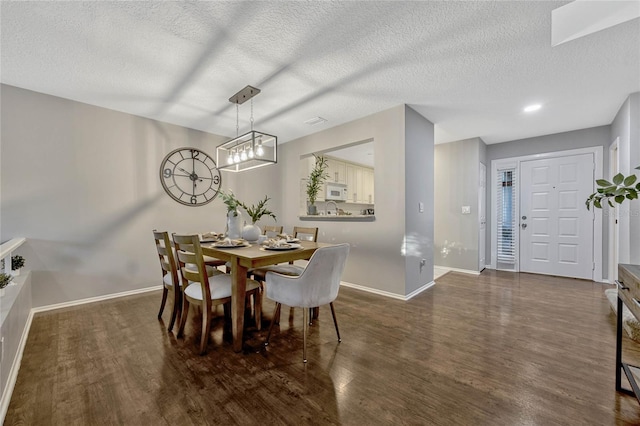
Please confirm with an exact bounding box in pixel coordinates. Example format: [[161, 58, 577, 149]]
[[479, 162, 487, 271], [519, 153, 594, 279]]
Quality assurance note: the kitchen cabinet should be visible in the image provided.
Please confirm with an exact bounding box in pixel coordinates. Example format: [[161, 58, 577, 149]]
[[363, 168, 374, 204], [326, 157, 346, 184], [345, 163, 373, 204]]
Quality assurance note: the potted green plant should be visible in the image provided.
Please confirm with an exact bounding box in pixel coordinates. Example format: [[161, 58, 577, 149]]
[[11, 255, 25, 276], [240, 196, 277, 241], [0, 272, 13, 296], [306, 154, 329, 215], [219, 189, 243, 238], [586, 166, 640, 210]]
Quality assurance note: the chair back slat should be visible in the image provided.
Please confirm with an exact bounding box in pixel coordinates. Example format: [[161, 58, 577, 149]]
[[172, 233, 211, 301], [293, 226, 319, 242], [153, 230, 178, 285]]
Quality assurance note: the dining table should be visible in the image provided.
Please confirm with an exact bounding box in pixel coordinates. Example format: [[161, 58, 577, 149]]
[[201, 240, 333, 352]]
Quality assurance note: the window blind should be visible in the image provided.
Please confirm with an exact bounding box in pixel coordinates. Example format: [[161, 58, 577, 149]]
[[497, 169, 516, 265]]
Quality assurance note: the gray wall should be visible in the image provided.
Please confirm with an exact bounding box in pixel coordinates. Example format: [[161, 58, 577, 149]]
[[434, 138, 485, 271], [611, 92, 640, 265], [404, 106, 434, 293], [0, 84, 242, 307], [279, 105, 419, 296], [485, 125, 611, 275]]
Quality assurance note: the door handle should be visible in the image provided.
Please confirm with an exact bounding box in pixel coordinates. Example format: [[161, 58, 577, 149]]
[[521, 223, 527, 229]]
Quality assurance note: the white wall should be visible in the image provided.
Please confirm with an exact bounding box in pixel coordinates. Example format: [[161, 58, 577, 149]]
[[434, 138, 485, 272], [611, 92, 640, 265], [0, 85, 238, 307]]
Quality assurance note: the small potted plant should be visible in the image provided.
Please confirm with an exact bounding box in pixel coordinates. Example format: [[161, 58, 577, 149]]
[[11, 255, 25, 276], [219, 189, 243, 238], [306, 154, 329, 215], [240, 196, 277, 242], [0, 272, 13, 296]]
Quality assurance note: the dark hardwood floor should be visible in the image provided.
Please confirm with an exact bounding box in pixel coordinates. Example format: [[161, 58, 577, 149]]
[[6, 270, 640, 425]]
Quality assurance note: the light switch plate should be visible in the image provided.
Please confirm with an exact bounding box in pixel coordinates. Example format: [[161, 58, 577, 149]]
[[461, 206, 471, 214]]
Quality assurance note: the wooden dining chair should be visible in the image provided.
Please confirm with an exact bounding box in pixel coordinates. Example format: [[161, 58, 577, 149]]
[[173, 234, 262, 355], [263, 225, 283, 238], [293, 226, 319, 242], [252, 226, 320, 281], [264, 243, 349, 363], [153, 230, 182, 332]]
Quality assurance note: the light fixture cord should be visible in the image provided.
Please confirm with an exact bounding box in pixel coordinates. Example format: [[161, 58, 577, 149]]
[[250, 97, 254, 132], [236, 103, 239, 137]]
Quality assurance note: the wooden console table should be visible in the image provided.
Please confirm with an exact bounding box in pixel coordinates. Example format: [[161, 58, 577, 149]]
[[616, 263, 640, 403]]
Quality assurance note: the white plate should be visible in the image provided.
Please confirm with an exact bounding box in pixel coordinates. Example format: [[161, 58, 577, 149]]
[[263, 243, 302, 251], [212, 242, 250, 248]]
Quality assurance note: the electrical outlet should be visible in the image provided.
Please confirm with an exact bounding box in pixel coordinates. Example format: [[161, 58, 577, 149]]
[[418, 202, 424, 213], [461, 206, 471, 214]]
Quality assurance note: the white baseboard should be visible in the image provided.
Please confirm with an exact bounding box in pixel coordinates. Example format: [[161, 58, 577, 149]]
[[32, 285, 162, 313], [434, 265, 481, 276], [0, 309, 34, 424], [340, 280, 435, 301]]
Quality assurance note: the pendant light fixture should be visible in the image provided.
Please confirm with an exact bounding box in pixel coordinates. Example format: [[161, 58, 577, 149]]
[[216, 85, 277, 172]]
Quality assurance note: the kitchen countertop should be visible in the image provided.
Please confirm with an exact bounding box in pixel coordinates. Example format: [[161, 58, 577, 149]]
[[299, 214, 375, 222]]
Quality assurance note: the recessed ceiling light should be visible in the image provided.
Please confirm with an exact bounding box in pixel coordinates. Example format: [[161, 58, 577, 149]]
[[524, 104, 542, 113], [304, 116, 328, 126]]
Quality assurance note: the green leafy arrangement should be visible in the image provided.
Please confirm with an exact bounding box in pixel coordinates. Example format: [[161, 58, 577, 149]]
[[0, 272, 13, 289], [219, 189, 241, 216], [586, 166, 640, 210], [12, 255, 25, 270], [241, 196, 276, 224], [306, 154, 329, 206]]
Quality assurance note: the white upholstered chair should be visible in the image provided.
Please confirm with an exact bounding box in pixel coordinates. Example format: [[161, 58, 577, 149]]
[[264, 243, 349, 363], [173, 233, 262, 355]]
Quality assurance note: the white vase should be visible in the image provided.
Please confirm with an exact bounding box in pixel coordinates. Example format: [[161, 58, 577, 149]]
[[10, 269, 20, 277], [227, 210, 243, 239], [242, 224, 261, 242]]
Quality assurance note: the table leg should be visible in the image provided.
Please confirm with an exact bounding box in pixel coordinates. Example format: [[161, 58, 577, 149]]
[[231, 258, 248, 352], [617, 295, 624, 391]]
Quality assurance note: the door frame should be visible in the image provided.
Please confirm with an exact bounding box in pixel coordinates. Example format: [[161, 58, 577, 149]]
[[490, 146, 603, 282], [609, 137, 620, 283]]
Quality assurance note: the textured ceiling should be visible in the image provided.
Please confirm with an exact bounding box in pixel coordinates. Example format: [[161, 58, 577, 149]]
[[1, 1, 639, 145]]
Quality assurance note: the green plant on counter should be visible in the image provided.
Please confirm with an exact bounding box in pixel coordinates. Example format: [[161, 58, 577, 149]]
[[219, 189, 241, 216], [241, 196, 276, 224], [0, 272, 13, 289], [306, 154, 329, 208], [12, 255, 25, 271], [586, 166, 640, 210]]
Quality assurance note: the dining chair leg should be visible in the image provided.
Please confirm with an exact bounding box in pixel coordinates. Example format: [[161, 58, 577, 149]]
[[330, 302, 341, 342], [255, 293, 262, 331], [199, 302, 211, 355], [158, 287, 168, 319], [308, 308, 313, 326], [177, 300, 189, 338], [168, 294, 179, 332], [265, 303, 281, 346], [175, 292, 183, 332], [303, 307, 308, 363]]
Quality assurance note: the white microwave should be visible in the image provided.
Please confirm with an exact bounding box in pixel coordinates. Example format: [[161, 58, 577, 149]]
[[326, 183, 348, 201]]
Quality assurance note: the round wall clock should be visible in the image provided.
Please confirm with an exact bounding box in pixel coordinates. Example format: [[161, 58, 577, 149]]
[[159, 147, 222, 206]]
